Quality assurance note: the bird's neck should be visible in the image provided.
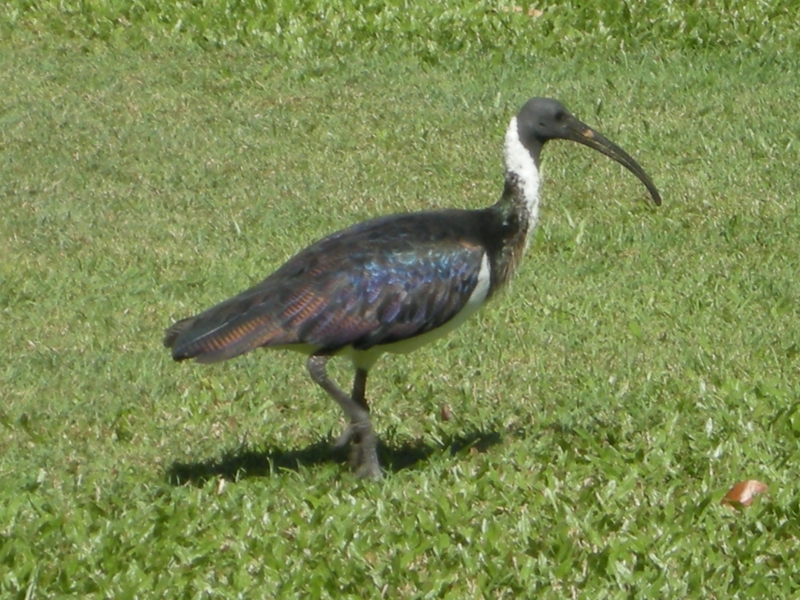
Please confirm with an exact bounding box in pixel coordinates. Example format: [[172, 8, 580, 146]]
[[487, 116, 542, 289]]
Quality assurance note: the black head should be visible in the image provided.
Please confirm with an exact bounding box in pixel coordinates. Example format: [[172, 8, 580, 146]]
[[515, 97, 661, 206]]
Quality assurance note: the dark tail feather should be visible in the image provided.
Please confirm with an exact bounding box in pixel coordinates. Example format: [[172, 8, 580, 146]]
[[163, 317, 196, 356], [163, 295, 292, 364]]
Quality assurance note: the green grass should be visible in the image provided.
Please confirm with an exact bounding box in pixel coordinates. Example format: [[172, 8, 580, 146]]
[[2, 3, 800, 597], [4, 0, 799, 59]]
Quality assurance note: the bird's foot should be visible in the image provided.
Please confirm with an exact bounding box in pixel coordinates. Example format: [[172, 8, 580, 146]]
[[334, 421, 382, 480], [351, 436, 382, 480]]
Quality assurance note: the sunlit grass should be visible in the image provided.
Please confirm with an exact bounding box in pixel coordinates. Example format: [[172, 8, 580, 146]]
[[2, 16, 800, 600], [3, 0, 798, 59]]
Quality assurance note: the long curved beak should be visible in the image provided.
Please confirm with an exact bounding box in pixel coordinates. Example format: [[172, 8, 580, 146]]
[[565, 117, 662, 206]]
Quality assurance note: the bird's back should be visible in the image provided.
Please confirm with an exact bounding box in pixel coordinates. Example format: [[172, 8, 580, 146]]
[[164, 208, 501, 364]]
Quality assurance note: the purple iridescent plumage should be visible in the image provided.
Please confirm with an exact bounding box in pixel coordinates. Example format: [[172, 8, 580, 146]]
[[165, 208, 503, 363]]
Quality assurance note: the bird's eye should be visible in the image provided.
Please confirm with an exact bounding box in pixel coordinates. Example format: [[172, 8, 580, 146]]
[[555, 110, 566, 121]]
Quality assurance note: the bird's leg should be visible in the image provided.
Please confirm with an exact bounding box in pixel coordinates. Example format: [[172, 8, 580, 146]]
[[332, 368, 368, 449], [306, 355, 381, 479]]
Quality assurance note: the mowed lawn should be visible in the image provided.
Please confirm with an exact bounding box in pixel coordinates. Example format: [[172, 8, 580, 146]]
[[2, 27, 800, 598]]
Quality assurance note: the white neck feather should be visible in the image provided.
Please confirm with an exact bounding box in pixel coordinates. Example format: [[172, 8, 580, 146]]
[[503, 116, 541, 248], [503, 116, 541, 218]]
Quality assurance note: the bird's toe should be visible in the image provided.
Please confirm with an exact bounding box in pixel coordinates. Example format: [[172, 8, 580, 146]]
[[354, 457, 383, 480], [347, 422, 382, 480]]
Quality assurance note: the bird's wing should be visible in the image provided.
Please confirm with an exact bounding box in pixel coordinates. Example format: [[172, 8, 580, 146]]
[[165, 211, 492, 363]]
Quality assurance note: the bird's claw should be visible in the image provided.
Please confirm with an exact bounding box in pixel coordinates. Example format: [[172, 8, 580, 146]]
[[332, 421, 382, 480], [351, 435, 382, 480]]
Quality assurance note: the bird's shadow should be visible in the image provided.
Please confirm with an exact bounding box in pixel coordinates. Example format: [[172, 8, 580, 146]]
[[166, 429, 502, 486]]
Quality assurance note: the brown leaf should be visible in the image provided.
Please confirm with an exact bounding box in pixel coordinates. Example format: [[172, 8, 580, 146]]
[[500, 5, 543, 17], [721, 480, 767, 508], [440, 404, 452, 422]]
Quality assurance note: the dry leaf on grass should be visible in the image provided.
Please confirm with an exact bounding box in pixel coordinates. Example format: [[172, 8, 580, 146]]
[[440, 404, 452, 422], [721, 480, 767, 508], [501, 6, 544, 18]]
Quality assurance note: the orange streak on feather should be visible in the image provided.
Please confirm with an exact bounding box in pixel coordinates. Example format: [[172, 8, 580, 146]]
[[296, 295, 326, 322], [227, 316, 276, 347], [201, 317, 265, 353], [227, 321, 256, 344], [226, 313, 285, 350], [282, 288, 316, 319]]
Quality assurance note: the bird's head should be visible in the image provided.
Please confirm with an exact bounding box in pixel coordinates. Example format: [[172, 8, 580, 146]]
[[515, 97, 661, 206]]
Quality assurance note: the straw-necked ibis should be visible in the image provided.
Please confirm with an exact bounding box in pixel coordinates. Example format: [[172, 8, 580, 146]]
[[164, 97, 661, 479]]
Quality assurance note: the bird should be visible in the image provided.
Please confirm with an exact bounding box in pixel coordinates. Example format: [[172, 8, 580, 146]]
[[164, 97, 661, 479]]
